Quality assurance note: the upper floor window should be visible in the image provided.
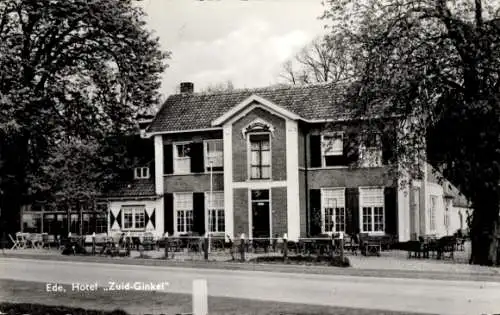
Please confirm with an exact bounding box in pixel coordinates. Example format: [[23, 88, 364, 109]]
[[204, 139, 223, 172], [360, 133, 382, 167], [360, 187, 384, 233], [134, 167, 150, 179], [174, 143, 191, 174], [322, 188, 345, 233], [249, 134, 271, 179], [322, 133, 343, 166], [122, 206, 146, 230]]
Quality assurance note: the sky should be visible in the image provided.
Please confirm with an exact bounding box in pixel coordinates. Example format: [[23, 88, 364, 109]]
[[140, 0, 327, 99]]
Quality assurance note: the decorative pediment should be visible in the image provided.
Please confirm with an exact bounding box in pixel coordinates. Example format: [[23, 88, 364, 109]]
[[241, 118, 275, 138]]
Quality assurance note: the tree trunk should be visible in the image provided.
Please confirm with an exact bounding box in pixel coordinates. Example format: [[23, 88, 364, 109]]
[[469, 200, 500, 266], [0, 189, 23, 236]]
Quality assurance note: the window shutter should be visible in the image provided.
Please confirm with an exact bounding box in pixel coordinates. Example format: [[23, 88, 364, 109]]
[[345, 188, 359, 235], [164, 144, 173, 175], [310, 135, 322, 167], [164, 193, 174, 235], [116, 209, 122, 229], [190, 142, 205, 173], [193, 192, 205, 235], [309, 189, 321, 236], [382, 131, 395, 165], [384, 187, 398, 236], [344, 132, 359, 165]]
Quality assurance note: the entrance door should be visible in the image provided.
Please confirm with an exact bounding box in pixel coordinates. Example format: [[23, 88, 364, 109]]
[[251, 190, 270, 238]]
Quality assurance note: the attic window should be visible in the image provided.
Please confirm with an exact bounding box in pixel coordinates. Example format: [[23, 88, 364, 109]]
[[134, 167, 150, 179]]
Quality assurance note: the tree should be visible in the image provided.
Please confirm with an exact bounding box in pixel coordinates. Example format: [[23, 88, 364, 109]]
[[200, 80, 235, 93], [279, 35, 355, 85], [322, 0, 500, 265], [0, 0, 168, 234]]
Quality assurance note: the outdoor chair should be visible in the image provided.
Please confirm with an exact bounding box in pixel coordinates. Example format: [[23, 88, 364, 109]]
[[9, 234, 26, 250], [30, 233, 44, 249], [142, 232, 156, 251], [42, 234, 57, 249], [344, 235, 359, 255], [436, 236, 455, 260], [456, 238, 465, 251]]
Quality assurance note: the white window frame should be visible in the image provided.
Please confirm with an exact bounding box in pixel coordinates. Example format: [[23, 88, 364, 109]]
[[204, 139, 223, 172], [174, 192, 193, 235], [429, 195, 437, 232], [121, 206, 146, 231], [247, 132, 272, 180], [359, 187, 385, 234], [173, 142, 191, 174], [359, 133, 382, 168], [205, 191, 225, 233], [321, 132, 344, 167], [321, 188, 346, 234], [134, 167, 150, 179]]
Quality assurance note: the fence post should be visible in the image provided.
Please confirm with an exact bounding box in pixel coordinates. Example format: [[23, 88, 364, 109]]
[[283, 233, 288, 263], [330, 233, 335, 258], [339, 232, 344, 263], [204, 233, 209, 260], [192, 279, 208, 315], [164, 232, 169, 260], [239, 233, 246, 262], [92, 232, 96, 256]]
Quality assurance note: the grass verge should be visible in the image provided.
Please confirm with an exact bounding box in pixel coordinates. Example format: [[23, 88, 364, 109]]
[[0, 279, 434, 315]]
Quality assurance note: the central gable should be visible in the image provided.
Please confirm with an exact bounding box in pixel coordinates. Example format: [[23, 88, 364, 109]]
[[211, 94, 301, 127]]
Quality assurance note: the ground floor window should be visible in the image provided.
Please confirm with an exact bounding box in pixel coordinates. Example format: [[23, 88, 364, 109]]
[[207, 192, 225, 233], [175, 193, 193, 234], [122, 206, 146, 230], [322, 188, 345, 233], [95, 212, 107, 233], [360, 187, 384, 233]]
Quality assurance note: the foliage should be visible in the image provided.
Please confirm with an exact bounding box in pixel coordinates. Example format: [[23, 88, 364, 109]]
[[200, 80, 235, 93], [279, 35, 356, 85], [0, 0, 168, 225], [321, 0, 500, 265]]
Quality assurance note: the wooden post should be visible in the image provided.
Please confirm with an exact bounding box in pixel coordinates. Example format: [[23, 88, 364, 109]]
[[283, 233, 288, 263], [204, 233, 209, 260], [164, 232, 169, 260], [239, 233, 246, 262], [92, 232, 96, 256], [339, 232, 344, 263], [192, 279, 208, 315]]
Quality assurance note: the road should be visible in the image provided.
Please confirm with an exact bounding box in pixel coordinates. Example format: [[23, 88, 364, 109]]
[[0, 257, 499, 315]]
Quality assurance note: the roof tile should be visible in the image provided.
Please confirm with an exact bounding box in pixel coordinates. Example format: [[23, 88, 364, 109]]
[[148, 82, 356, 133]]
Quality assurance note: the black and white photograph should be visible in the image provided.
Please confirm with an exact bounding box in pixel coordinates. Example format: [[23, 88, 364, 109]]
[[0, 0, 500, 314]]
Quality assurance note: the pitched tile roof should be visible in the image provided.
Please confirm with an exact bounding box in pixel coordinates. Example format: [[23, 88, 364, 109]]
[[148, 82, 364, 133], [101, 179, 157, 199]]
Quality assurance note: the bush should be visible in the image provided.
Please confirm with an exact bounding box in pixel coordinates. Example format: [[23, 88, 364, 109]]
[[249, 255, 350, 267], [0, 302, 129, 315], [61, 243, 87, 255]]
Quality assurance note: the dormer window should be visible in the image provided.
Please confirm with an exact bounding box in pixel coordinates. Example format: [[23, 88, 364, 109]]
[[134, 167, 150, 179]]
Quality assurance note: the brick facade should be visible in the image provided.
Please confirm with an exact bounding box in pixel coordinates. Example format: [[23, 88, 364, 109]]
[[233, 188, 249, 237], [271, 187, 287, 237], [308, 168, 394, 189], [164, 174, 223, 193], [231, 106, 287, 182]]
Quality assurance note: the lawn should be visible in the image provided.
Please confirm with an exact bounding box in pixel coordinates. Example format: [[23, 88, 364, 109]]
[[0, 279, 435, 315]]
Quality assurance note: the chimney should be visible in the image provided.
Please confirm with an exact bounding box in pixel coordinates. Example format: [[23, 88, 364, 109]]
[[180, 82, 194, 94]]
